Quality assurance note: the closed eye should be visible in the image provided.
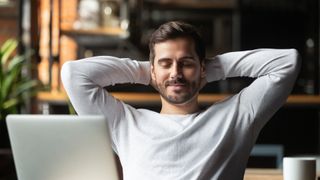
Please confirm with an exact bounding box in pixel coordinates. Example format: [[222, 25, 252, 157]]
[[180, 58, 197, 67], [158, 58, 172, 68], [182, 61, 196, 67], [157, 56, 198, 68]]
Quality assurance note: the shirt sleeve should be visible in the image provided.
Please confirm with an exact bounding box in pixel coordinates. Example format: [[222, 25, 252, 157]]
[[60, 56, 150, 127], [206, 49, 301, 133]]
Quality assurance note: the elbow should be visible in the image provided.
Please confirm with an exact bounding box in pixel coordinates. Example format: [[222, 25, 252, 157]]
[[286, 48, 301, 75], [61, 61, 77, 88]]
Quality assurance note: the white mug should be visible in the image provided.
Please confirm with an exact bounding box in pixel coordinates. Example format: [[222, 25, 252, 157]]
[[283, 157, 316, 180]]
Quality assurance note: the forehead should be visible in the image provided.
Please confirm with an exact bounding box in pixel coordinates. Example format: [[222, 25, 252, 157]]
[[154, 37, 197, 60]]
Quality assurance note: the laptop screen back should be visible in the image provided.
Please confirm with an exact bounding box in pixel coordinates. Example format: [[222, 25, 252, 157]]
[[6, 115, 119, 180]]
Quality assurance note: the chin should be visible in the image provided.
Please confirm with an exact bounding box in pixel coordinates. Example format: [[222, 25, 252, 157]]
[[165, 93, 198, 105]]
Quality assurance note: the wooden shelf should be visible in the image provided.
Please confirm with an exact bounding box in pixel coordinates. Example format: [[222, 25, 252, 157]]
[[144, 0, 236, 9], [61, 27, 128, 37], [37, 91, 320, 106]]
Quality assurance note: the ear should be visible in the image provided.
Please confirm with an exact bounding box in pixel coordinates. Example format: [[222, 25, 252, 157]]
[[151, 64, 156, 80], [200, 61, 206, 79], [150, 64, 159, 91]]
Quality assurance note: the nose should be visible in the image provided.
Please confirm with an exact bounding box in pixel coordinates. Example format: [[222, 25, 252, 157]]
[[170, 63, 182, 79]]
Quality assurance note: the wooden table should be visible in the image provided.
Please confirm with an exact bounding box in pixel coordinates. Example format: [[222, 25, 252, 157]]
[[244, 168, 320, 180], [244, 169, 283, 180]]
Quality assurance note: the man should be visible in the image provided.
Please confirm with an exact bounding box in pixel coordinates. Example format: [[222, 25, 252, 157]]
[[61, 21, 300, 180]]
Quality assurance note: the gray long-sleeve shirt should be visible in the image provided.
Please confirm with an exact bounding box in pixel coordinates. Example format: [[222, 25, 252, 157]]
[[61, 49, 300, 180]]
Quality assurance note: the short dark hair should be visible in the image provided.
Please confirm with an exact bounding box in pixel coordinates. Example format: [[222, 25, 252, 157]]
[[149, 21, 205, 64]]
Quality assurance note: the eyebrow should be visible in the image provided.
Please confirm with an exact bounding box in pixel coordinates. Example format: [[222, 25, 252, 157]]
[[179, 56, 196, 61], [157, 56, 196, 63], [157, 58, 172, 64]]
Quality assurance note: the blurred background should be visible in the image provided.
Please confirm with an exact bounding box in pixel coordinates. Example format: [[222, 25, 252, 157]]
[[0, 0, 319, 179]]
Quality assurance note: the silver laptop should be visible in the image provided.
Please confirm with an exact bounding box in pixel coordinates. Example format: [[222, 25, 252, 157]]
[[6, 115, 119, 180]]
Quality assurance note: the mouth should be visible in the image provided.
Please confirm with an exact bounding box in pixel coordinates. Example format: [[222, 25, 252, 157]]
[[165, 79, 187, 86], [169, 83, 185, 86], [166, 83, 188, 92], [166, 82, 186, 88]]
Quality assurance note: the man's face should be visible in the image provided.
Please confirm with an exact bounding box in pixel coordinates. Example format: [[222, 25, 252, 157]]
[[151, 37, 205, 105]]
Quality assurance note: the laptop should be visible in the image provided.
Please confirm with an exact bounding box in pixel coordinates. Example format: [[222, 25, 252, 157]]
[[6, 115, 119, 180]]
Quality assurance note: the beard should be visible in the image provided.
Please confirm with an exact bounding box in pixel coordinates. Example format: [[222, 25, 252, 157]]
[[156, 77, 200, 105]]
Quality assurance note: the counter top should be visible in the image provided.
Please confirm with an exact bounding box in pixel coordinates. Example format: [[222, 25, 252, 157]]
[[37, 91, 320, 106]]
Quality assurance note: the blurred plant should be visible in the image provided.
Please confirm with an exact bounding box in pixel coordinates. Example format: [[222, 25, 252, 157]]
[[0, 39, 39, 120], [67, 99, 77, 115]]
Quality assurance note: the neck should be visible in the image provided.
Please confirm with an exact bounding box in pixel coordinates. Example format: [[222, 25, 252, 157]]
[[160, 96, 200, 115]]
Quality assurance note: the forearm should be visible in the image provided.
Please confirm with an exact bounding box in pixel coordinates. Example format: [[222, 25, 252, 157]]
[[61, 56, 150, 87], [205, 49, 300, 82], [60, 56, 150, 115], [204, 49, 300, 133]]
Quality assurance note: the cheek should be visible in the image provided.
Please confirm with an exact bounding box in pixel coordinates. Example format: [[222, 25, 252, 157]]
[[184, 69, 200, 79], [154, 69, 169, 81]]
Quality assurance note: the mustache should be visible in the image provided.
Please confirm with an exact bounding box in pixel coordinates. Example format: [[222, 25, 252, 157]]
[[165, 77, 188, 86]]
